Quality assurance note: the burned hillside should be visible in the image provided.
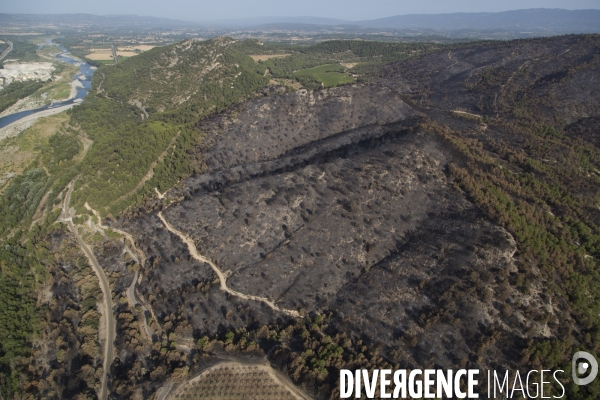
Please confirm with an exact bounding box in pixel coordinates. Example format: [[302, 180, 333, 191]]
[[27, 34, 600, 399]]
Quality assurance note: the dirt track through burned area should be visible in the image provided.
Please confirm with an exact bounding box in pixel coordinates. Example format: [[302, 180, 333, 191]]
[[157, 212, 300, 318], [60, 182, 114, 400]]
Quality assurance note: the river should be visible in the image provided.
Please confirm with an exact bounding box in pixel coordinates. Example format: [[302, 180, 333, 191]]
[[0, 39, 96, 129]]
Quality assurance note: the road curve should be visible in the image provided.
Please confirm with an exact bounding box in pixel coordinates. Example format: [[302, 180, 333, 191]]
[[157, 212, 300, 318], [111, 45, 118, 65], [85, 202, 157, 338], [125, 269, 154, 340], [0, 40, 13, 61], [60, 182, 114, 400]]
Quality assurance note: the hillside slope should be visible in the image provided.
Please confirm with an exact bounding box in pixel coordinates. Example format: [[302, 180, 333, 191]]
[[0, 36, 271, 399], [89, 34, 600, 398], [2, 34, 599, 400], [66, 37, 269, 216]]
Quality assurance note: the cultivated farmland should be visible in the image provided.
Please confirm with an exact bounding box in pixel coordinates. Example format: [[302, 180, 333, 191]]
[[169, 362, 311, 400]]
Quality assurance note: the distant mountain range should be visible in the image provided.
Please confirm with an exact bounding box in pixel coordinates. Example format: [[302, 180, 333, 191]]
[[0, 13, 197, 28], [225, 9, 600, 33], [1, 8, 599, 34], [356, 9, 600, 32]]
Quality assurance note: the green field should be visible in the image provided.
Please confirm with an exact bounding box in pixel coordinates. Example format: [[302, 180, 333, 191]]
[[294, 64, 354, 88]]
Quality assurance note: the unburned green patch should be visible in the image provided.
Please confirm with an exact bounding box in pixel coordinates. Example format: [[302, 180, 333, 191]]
[[294, 64, 355, 88]]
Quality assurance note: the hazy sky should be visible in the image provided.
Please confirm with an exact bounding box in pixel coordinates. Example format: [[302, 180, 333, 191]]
[[3, 0, 600, 21]]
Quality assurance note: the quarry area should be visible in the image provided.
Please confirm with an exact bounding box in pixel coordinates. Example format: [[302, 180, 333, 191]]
[[0, 61, 54, 87]]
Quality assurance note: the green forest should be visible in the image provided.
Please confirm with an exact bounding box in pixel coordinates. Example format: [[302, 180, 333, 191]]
[[67, 38, 271, 216], [0, 81, 45, 114], [1, 37, 40, 62]]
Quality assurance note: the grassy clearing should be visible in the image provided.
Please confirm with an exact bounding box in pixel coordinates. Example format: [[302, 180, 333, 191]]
[[0, 113, 70, 175], [294, 63, 355, 88], [29, 37, 49, 46], [85, 51, 113, 61], [86, 45, 154, 61], [36, 45, 63, 60], [250, 54, 291, 61], [119, 45, 155, 52], [269, 78, 302, 89], [35, 64, 79, 102]]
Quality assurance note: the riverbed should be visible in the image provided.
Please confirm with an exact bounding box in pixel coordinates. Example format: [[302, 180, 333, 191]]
[[0, 39, 96, 129]]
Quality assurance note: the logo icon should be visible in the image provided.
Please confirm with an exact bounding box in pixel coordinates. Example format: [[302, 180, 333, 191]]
[[572, 351, 598, 385]]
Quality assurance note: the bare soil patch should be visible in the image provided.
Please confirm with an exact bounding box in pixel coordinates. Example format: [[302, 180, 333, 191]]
[[85, 51, 113, 61], [116, 51, 137, 57], [250, 54, 290, 61], [119, 45, 155, 52]]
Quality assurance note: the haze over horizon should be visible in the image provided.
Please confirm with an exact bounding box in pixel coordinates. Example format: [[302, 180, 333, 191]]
[[3, 0, 600, 22]]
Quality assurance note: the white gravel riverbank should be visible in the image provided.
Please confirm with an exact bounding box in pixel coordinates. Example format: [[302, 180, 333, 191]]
[[0, 103, 77, 142]]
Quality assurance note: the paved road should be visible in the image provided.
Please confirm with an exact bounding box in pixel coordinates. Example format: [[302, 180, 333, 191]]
[[60, 182, 114, 400], [0, 40, 13, 61], [111, 45, 118, 65], [158, 212, 300, 318]]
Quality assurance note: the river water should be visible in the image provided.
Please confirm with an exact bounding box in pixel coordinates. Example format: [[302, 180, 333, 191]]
[[0, 39, 96, 129]]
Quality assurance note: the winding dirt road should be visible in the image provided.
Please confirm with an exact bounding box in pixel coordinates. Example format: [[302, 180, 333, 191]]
[[60, 182, 114, 400], [158, 212, 300, 318], [85, 202, 159, 337]]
